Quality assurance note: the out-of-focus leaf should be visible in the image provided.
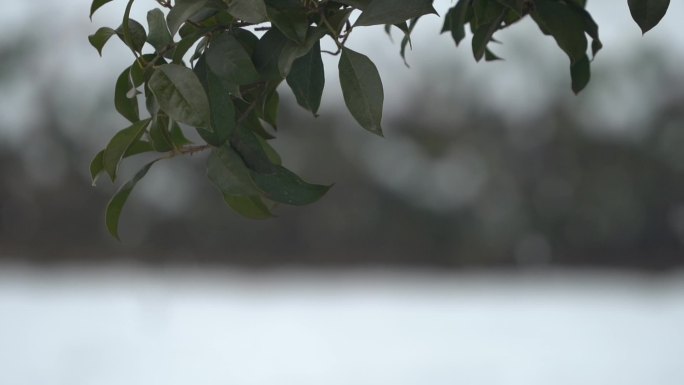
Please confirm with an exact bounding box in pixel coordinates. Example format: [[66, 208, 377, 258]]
[[103, 119, 150, 181], [223, 194, 274, 219], [106, 159, 159, 240]]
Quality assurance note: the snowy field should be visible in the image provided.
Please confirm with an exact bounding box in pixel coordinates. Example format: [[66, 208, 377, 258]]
[[1, 266, 683, 385]]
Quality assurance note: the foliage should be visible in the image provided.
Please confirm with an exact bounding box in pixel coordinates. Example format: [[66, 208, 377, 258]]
[[89, 0, 670, 239]]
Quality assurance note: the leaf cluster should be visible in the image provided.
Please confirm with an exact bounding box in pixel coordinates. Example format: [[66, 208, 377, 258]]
[[88, 0, 669, 239]]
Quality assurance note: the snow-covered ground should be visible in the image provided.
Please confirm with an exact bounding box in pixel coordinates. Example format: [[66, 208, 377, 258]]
[[1, 266, 683, 385]]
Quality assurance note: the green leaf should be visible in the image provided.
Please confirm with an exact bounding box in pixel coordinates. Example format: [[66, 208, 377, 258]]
[[88, 27, 116, 56], [115, 19, 147, 53], [286, 41, 324, 115], [532, 0, 588, 64], [338, 47, 384, 135], [471, 8, 506, 62], [256, 136, 282, 165], [225, 0, 269, 23], [628, 0, 670, 33], [171, 29, 208, 64], [261, 89, 280, 128], [115, 66, 140, 122], [484, 47, 502, 61], [207, 144, 262, 196], [230, 123, 276, 172], [148, 114, 175, 152], [90, 0, 114, 19], [167, 0, 209, 36], [267, 7, 309, 44], [194, 56, 237, 145], [496, 0, 525, 16], [251, 166, 331, 206], [335, 0, 371, 9], [106, 159, 159, 240], [103, 119, 150, 181], [206, 33, 261, 85], [223, 195, 274, 219], [441, 0, 470, 46], [278, 27, 327, 77], [570, 54, 590, 94], [90, 141, 154, 186], [147, 9, 174, 52], [149, 64, 211, 128], [252, 28, 290, 80], [90, 150, 105, 186], [356, 0, 437, 27]]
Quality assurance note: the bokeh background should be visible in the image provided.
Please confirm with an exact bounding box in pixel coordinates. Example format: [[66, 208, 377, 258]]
[[1, 1, 683, 384]]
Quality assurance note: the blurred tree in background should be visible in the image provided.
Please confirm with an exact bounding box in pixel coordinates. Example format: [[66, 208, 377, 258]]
[[0, 0, 682, 268]]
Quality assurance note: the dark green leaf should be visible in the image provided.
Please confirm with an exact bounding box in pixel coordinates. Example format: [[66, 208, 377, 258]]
[[286, 41, 324, 115], [355, 0, 437, 26], [115, 66, 140, 122], [441, 0, 470, 46], [268, 7, 309, 44], [88, 27, 116, 56], [252, 28, 290, 80], [194, 56, 237, 145], [571, 54, 590, 94], [223, 195, 274, 219], [90, 141, 154, 186], [172, 29, 208, 64], [261, 90, 280, 128], [338, 47, 384, 135], [147, 9, 174, 52], [278, 27, 327, 77], [116, 19, 147, 53], [206, 33, 261, 85], [167, 0, 209, 36], [90, 150, 105, 186], [251, 166, 331, 206], [148, 64, 211, 128], [472, 8, 506, 62], [532, 0, 588, 64], [484, 47, 502, 61], [256, 136, 282, 166], [103, 119, 150, 181], [230, 123, 276, 172], [628, 0, 669, 33], [207, 144, 261, 195], [335, 0, 371, 9], [226, 0, 269, 23], [148, 114, 175, 152], [106, 159, 159, 240], [90, 0, 114, 19]]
